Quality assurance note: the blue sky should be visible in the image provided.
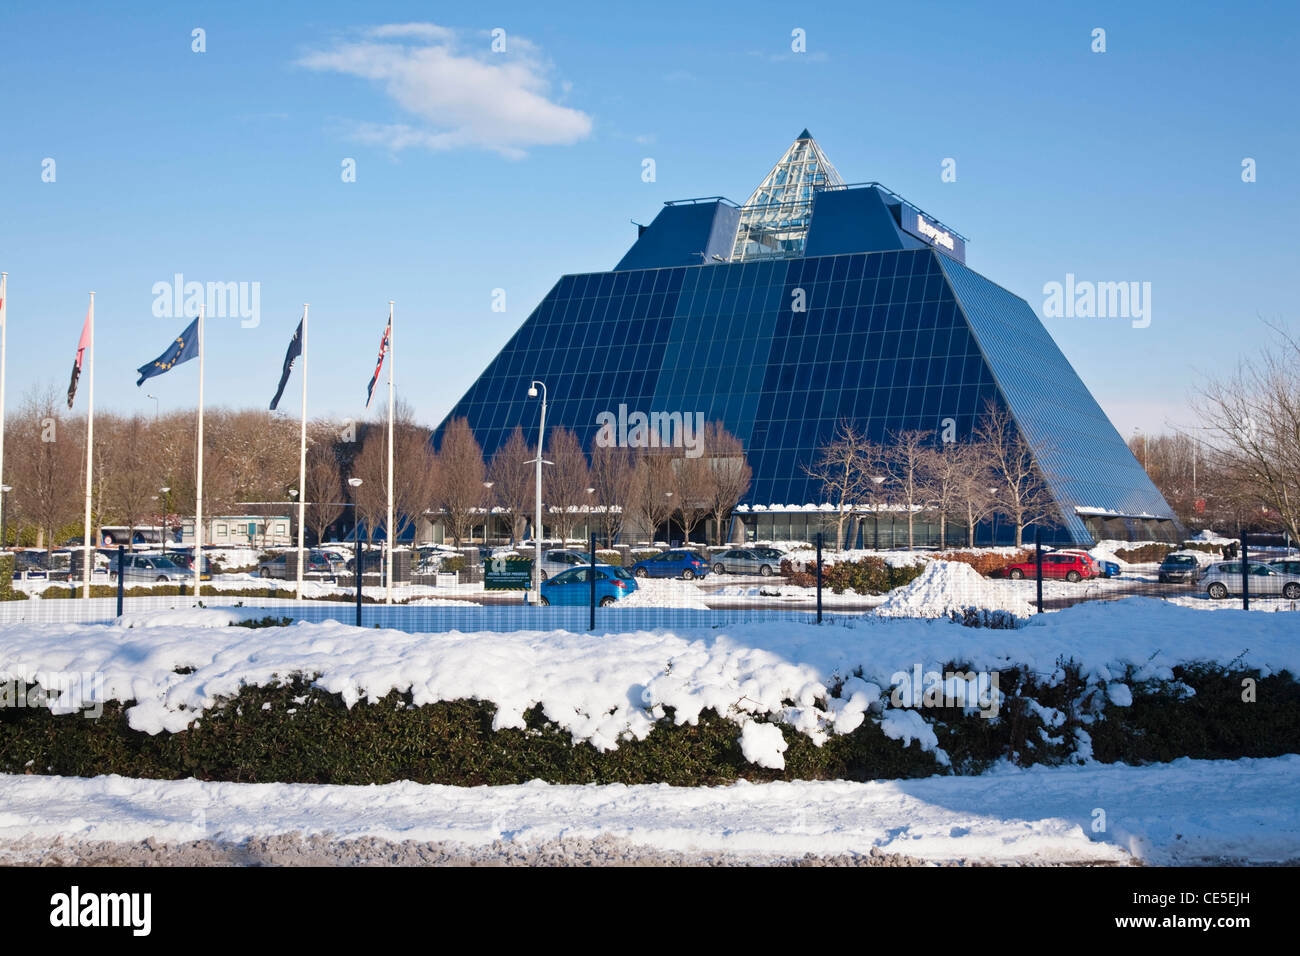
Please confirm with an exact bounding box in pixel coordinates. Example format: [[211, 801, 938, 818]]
[[2, 0, 1296, 438]]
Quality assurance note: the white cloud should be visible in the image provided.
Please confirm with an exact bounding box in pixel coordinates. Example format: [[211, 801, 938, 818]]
[[298, 23, 592, 159]]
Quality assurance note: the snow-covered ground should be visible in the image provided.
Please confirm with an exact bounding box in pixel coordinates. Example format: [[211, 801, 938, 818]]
[[2, 755, 1296, 865]]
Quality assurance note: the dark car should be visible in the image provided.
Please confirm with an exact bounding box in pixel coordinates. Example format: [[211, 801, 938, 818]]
[[259, 550, 335, 579], [1158, 553, 1201, 583], [629, 549, 711, 580]]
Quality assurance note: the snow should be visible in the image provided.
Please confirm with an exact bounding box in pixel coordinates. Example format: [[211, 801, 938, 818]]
[[2, 598, 1298, 761], [875, 560, 1036, 621], [614, 579, 711, 610], [117, 608, 250, 629], [2, 755, 1298, 864], [739, 722, 788, 769]]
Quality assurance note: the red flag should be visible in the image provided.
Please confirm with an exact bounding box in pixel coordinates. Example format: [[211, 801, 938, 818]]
[[365, 318, 390, 408], [67, 305, 91, 408]]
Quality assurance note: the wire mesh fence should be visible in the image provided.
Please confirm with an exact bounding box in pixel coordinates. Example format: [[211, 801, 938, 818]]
[[1, 531, 1295, 632]]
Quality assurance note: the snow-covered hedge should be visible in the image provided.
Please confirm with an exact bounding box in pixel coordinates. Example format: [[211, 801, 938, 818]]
[[1, 600, 1297, 785]]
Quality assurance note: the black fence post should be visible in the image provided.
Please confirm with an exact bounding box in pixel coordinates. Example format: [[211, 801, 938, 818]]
[[589, 532, 597, 631], [1035, 528, 1044, 614], [815, 532, 823, 624], [356, 548, 364, 627], [116, 546, 125, 617], [1241, 531, 1250, 611]]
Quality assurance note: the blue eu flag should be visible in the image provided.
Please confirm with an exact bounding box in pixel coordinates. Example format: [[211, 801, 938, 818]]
[[137, 318, 199, 386]]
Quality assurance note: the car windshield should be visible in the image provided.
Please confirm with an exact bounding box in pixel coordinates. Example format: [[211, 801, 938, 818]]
[[1165, 556, 1196, 566], [611, 567, 635, 580]]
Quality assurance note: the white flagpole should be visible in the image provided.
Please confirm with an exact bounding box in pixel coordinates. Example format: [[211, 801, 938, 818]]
[[386, 300, 395, 606], [194, 305, 205, 603], [296, 305, 308, 602], [0, 272, 7, 549], [82, 292, 94, 598]]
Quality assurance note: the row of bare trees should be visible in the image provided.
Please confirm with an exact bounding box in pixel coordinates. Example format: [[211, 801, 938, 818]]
[[804, 402, 1058, 548], [1131, 323, 1300, 542], [0, 384, 754, 550]]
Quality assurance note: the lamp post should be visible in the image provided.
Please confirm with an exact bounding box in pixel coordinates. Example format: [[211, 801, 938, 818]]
[[0, 484, 10, 550], [988, 486, 999, 545], [159, 486, 171, 557], [527, 381, 548, 592], [871, 475, 886, 549], [482, 481, 494, 545], [347, 477, 363, 625], [146, 393, 159, 420]]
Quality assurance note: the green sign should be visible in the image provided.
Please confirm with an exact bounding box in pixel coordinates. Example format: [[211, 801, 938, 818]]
[[485, 556, 533, 591]]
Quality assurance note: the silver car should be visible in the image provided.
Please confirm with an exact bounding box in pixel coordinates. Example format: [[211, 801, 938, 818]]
[[109, 553, 191, 584], [1199, 561, 1300, 600], [711, 548, 777, 577]]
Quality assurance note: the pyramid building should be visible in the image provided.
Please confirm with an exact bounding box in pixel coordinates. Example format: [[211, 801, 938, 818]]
[[436, 132, 1179, 546]]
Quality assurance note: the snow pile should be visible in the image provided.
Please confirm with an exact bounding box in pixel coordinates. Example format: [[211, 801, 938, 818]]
[[739, 722, 788, 769], [1188, 529, 1236, 545], [615, 579, 711, 610], [117, 608, 250, 629], [875, 561, 1035, 623]]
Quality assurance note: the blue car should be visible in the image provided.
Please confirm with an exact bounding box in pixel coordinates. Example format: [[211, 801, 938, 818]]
[[629, 549, 711, 580], [539, 564, 638, 606]]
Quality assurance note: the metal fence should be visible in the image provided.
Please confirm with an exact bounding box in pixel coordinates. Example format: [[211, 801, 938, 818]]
[[1, 532, 1294, 632]]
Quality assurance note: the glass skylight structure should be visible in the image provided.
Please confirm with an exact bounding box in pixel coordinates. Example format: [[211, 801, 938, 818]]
[[730, 129, 844, 261]]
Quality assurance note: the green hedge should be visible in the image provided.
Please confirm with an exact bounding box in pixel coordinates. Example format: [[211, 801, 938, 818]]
[[781, 556, 926, 595], [0, 555, 26, 601], [2, 662, 1294, 785]]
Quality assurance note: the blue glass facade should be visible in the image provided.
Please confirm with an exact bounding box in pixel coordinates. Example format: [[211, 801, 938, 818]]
[[435, 139, 1179, 546]]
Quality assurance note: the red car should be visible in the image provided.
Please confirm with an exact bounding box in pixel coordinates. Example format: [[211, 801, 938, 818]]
[[1001, 552, 1098, 582]]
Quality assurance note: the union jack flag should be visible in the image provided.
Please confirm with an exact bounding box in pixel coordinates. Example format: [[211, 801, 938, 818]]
[[365, 318, 391, 408]]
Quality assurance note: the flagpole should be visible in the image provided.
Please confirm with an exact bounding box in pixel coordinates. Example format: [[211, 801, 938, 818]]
[[296, 304, 308, 602], [82, 292, 94, 599], [386, 300, 394, 606], [0, 272, 7, 550], [194, 304, 205, 603]]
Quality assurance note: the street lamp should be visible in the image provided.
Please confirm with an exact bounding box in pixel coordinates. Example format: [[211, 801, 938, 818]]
[[482, 481, 494, 543], [527, 381, 549, 592], [159, 486, 171, 556], [347, 477, 363, 625], [146, 393, 159, 419], [0, 485, 10, 550]]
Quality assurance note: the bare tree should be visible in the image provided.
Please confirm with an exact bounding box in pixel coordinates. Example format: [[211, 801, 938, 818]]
[[349, 426, 388, 546], [884, 429, 935, 549], [8, 386, 82, 547], [671, 451, 713, 545], [628, 451, 676, 544], [924, 441, 967, 550], [303, 440, 344, 545], [488, 426, 535, 544], [702, 423, 752, 546], [104, 414, 161, 545], [1194, 325, 1300, 542], [974, 401, 1058, 546], [434, 417, 486, 548], [802, 420, 880, 550], [544, 426, 590, 544], [588, 442, 632, 547]]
